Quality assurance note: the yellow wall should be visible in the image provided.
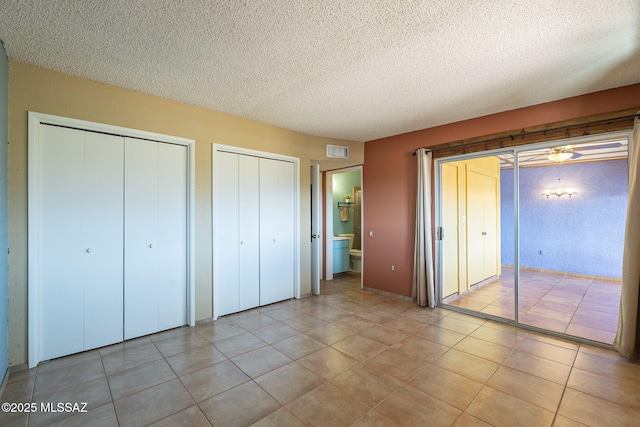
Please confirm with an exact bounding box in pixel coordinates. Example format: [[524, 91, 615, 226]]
[[7, 61, 364, 366]]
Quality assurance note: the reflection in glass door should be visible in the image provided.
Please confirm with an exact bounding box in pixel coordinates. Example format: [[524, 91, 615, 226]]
[[516, 139, 628, 344], [439, 154, 515, 321], [438, 134, 629, 345]]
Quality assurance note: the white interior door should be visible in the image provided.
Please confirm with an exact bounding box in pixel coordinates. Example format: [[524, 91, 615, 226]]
[[124, 138, 160, 340], [213, 151, 240, 317], [158, 143, 188, 330], [239, 155, 260, 310], [259, 158, 295, 305]]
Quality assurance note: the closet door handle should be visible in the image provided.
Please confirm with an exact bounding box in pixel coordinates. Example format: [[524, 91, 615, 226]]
[[149, 243, 154, 248]]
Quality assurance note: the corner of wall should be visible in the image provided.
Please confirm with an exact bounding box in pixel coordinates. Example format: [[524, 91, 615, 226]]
[[0, 38, 10, 381]]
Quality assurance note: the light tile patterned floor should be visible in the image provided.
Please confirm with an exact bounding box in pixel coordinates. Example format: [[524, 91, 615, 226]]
[[446, 269, 621, 344], [2, 272, 639, 426]]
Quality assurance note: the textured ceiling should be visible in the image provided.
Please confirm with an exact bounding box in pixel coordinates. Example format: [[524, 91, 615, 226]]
[[1, 0, 639, 142]]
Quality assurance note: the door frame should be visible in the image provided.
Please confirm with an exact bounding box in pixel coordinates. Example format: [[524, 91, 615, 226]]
[[211, 144, 301, 319], [310, 164, 322, 294], [434, 130, 633, 321], [324, 165, 363, 287], [28, 112, 196, 368]]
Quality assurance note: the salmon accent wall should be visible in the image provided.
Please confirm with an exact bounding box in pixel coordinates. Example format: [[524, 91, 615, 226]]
[[363, 83, 640, 298]]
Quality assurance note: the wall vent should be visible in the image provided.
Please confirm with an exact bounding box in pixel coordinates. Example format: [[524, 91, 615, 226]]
[[326, 144, 349, 159]]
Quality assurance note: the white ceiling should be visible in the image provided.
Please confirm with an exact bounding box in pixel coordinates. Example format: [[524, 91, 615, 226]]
[[1, 0, 639, 142]]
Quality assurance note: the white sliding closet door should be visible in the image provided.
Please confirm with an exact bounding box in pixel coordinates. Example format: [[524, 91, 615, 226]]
[[239, 155, 260, 310], [38, 126, 124, 361], [213, 151, 241, 317], [30, 112, 194, 367], [124, 138, 159, 339], [213, 152, 260, 315], [259, 158, 295, 305], [82, 133, 125, 349], [124, 138, 187, 339], [158, 143, 188, 330], [213, 147, 297, 318]]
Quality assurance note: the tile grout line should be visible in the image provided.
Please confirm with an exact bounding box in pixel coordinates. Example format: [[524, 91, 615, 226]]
[[549, 344, 580, 426]]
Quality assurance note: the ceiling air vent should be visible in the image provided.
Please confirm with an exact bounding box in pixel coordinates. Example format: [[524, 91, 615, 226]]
[[326, 144, 349, 159]]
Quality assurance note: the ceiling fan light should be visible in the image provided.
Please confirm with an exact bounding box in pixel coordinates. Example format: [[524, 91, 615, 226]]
[[547, 151, 573, 162]]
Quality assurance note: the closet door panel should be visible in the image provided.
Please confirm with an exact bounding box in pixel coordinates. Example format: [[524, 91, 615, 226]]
[[158, 143, 188, 330], [466, 170, 498, 285], [238, 155, 259, 310], [124, 138, 159, 340], [38, 126, 85, 360], [213, 151, 240, 317], [259, 158, 295, 305], [82, 132, 124, 350], [466, 170, 486, 285], [483, 175, 499, 277]]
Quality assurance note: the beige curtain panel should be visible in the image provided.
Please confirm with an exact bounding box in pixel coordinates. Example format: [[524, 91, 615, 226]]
[[614, 112, 640, 359], [412, 148, 435, 308]]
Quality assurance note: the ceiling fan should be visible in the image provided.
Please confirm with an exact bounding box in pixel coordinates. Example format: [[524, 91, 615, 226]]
[[544, 142, 623, 162], [498, 140, 624, 167]]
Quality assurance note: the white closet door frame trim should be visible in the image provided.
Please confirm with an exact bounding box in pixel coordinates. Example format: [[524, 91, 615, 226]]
[[28, 112, 196, 368], [212, 144, 301, 319]]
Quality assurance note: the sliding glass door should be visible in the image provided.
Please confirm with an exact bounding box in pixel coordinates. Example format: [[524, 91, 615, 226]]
[[516, 139, 628, 343], [436, 131, 631, 344]]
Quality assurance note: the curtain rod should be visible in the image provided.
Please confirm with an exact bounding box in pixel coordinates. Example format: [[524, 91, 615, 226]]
[[411, 112, 639, 156]]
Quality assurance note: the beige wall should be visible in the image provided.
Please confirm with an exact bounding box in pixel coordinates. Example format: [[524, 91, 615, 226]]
[[8, 61, 364, 366]]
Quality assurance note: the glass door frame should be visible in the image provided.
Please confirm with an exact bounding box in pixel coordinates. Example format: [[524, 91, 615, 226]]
[[434, 130, 634, 340]]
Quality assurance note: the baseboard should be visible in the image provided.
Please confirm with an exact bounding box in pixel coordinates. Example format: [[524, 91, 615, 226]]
[[362, 286, 413, 302], [501, 265, 622, 283], [0, 367, 7, 400]]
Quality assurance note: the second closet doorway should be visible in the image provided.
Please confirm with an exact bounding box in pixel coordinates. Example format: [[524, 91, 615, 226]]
[[212, 145, 300, 319]]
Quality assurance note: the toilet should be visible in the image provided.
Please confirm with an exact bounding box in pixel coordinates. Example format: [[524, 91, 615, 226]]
[[337, 233, 362, 273]]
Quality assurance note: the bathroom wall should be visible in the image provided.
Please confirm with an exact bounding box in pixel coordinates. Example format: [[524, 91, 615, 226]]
[[332, 170, 361, 236], [500, 159, 628, 278]]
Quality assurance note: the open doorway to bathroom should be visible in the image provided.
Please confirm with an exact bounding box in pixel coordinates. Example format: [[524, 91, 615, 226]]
[[325, 167, 363, 287], [436, 131, 630, 345]]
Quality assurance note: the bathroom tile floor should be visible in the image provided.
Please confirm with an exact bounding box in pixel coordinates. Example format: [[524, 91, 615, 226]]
[[445, 269, 621, 344], [2, 272, 639, 426]]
